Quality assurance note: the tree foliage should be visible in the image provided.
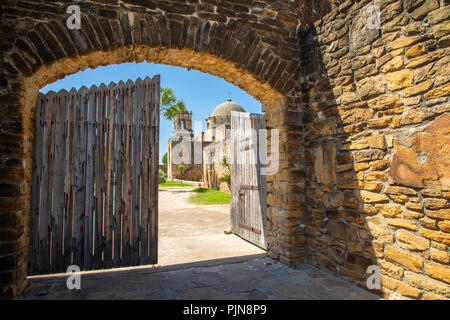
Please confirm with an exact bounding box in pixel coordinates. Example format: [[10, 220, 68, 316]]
[[219, 155, 231, 190], [158, 170, 167, 184], [162, 152, 168, 168], [160, 87, 187, 120]]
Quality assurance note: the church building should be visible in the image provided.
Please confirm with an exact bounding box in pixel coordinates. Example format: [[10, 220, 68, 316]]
[[167, 99, 246, 191]]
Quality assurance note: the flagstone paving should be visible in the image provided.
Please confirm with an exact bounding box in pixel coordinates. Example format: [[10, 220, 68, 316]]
[[21, 257, 380, 300]]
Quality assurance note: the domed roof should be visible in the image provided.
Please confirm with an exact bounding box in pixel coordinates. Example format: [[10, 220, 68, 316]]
[[211, 98, 245, 117]]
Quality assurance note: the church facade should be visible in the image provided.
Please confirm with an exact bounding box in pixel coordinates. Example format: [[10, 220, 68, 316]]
[[167, 99, 246, 191]]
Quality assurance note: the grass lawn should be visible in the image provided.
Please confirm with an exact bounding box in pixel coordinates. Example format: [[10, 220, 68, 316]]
[[159, 181, 194, 187], [187, 188, 231, 205]]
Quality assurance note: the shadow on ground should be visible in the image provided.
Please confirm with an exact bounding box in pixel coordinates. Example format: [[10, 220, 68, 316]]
[[21, 256, 379, 300]]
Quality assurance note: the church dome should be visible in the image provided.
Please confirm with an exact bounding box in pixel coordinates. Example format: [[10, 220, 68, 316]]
[[211, 98, 245, 118]]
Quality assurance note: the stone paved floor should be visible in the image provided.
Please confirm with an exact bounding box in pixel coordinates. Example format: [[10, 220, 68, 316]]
[[157, 188, 265, 265], [21, 257, 379, 300]]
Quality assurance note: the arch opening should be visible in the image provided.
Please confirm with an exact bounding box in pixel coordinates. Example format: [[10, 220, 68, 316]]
[[22, 47, 286, 275]]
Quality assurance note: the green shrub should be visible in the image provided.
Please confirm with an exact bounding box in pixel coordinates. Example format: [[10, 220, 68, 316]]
[[219, 173, 231, 184], [159, 181, 192, 187], [220, 156, 231, 189], [158, 169, 167, 184], [188, 188, 231, 205], [162, 153, 168, 168]]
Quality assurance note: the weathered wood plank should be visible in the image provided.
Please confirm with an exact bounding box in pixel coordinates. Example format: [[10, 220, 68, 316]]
[[149, 75, 160, 264], [134, 78, 144, 265], [63, 88, 77, 270], [113, 81, 125, 267], [93, 84, 106, 269], [121, 79, 134, 267], [72, 87, 88, 268], [29, 93, 45, 275], [84, 85, 97, 270], [38, 91, 56, 274], [131, 80, 139, 266], [137, 78, 144, 265], [103, 83, 116, 268], [141, 77, 151, 264], [136, 78, 145, 264], [51, 90, 68, 273], [47, 92, 58, 273]]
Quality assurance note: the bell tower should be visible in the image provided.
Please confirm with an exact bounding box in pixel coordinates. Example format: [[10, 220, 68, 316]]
[[173, 110, 192, 132]]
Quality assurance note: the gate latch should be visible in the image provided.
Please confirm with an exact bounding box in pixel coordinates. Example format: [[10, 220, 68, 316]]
[[239, 185, 260, 197]]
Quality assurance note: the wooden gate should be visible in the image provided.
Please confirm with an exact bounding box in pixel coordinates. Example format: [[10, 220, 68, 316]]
[[230, 111, 267, 249], [29, 76, 160, 275]]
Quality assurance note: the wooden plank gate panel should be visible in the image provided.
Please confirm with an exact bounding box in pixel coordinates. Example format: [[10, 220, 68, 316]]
[[230, 111, 267, 250], [29, 76, 160, 275]]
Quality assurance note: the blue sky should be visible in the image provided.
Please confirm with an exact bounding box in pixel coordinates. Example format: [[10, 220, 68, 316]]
[[40, 62, 263, 163]]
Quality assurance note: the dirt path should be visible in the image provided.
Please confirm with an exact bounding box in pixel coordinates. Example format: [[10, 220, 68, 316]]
[[157, 187, 266, 266]]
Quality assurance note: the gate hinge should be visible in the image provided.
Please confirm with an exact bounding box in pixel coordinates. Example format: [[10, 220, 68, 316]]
[[239, 223, 261, 235]]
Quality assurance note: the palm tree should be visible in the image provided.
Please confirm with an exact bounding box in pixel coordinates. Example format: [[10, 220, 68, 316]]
[[160, 87, 187, 121]]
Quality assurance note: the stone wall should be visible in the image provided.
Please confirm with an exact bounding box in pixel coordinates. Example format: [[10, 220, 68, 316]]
[[201, 139, 230, 192], [168, 164, 203, 181], [203, 162, 230, 192], [167, 134, 203, 181], [300, 0, 449, 299]]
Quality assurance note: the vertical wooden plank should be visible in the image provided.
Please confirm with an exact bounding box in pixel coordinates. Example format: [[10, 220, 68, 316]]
[[253, 116, 258, 246], [30, 93, 45, 275], [51, 90, 68, 273], [137, 78, 145, 265], [259, 115, 268, 249], [121, 79, 134, 267], [71, 88, 81, 268], [72, 87, 88, 268], [113, 81, 125, 267], [239, 114, 244, 240], [249, 115, 255, 245], [64, 88, 77, 269], [141, 77, 151, 264], [130, 80, 138, 266], [243, 114, 249, 243], [252, 115, 259, 246], [39, 91, 56, 274], [48, 92, 58, 273], [249, 115, 256, 246], [230, 112, 237, 237], [243, 116, 249, 242], [94, 84, 107, 269], [130, 79, 142, 266], [84, 85, 97, 270], [104, 82, 116, 268], [237, 114, 242, 239], [243, 113, 250, 243], [149, 75, 160, 264], [136, 78, 144, 264]]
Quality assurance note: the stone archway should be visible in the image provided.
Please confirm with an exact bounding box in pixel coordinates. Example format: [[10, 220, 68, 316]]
[[0, 0, 310, 298]]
